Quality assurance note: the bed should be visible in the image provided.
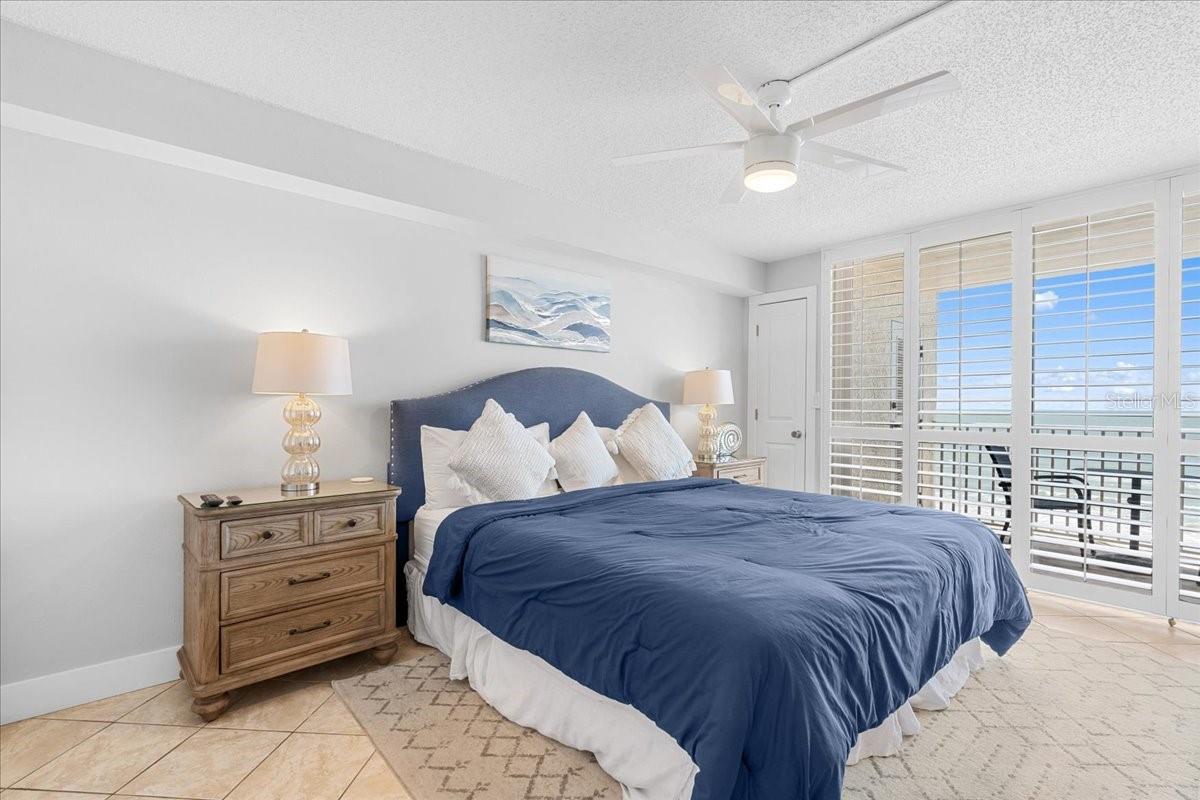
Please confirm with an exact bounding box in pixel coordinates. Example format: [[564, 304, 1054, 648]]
[[388, 367, 1031, 800]]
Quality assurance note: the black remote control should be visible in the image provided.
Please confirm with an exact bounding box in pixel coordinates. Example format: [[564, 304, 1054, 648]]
[[200, 493, 223, 507], [225, 495, 243, 506]]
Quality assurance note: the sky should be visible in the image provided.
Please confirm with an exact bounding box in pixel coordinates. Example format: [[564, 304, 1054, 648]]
[[920, 257, 1200, 436]]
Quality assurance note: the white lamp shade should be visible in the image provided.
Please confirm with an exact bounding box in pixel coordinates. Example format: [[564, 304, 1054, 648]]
[[682, 368, 735, 405], [252, 331, 352, 395]]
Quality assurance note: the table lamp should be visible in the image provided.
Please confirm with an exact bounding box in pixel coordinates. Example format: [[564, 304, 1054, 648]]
[[683, 368, 735, 464], [252, 330, 352, 493]]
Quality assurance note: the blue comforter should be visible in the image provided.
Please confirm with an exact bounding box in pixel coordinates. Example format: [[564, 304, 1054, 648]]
[[424, 478, 1031, 800]]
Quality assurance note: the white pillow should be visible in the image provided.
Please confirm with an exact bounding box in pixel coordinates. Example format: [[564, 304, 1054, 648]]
[[607, 403, 696, 482], [549, 412, 620, 491], [448, 399, 558, 503], [421, 421, 555, 509], [596, 427, 642, 485]]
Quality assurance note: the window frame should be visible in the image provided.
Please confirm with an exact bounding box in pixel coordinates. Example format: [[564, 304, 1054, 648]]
[[817, 173, 1198, 621]]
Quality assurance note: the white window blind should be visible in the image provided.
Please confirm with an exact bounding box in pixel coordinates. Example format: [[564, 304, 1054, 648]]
[[829, 439, 902, 503], [823, 176, 1198, 621], [1182, 193, 1200, 439], [918, 233, 1013, 432], [1029, 448, 1153, 591], [917, 442, 1011, 549], [1180, 457, 1200, 605], [1031, 203, 1155, 437], [830, 253, 905, 429]]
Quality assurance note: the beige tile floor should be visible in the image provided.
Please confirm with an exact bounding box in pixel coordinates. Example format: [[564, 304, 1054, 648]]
[[2, 593, 1198, 800]]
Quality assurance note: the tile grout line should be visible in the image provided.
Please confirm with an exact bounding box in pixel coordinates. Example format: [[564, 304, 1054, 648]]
[[106, 724, 204, 797], [216, 731, 303, 800], [5, 718, 116, 788], [37, 680, 181, 726], [1032, 614, 1200, 656], [215, 683, 373, 799], [336, 746, 377, 800], [215, 684, 336, 800], [1090, 615, 1200, 645]]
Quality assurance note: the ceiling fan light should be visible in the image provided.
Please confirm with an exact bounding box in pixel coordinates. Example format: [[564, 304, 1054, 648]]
[[744, 162, 797, 193]]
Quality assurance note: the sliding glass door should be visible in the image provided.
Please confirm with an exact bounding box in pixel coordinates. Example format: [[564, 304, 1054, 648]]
[[821, 173, 1199, 621], [1024, 187, 1159, 612]]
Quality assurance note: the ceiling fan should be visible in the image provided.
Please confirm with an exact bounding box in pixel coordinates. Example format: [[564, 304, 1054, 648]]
[[613, 66, 960, 203]]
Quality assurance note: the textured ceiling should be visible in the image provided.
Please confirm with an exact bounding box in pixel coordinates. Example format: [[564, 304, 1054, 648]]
[[2, 0, 1198, 262]]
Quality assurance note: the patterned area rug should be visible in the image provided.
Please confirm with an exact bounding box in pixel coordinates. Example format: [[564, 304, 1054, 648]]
[[337, 625, 1199, 800], [844, 623, 1200, 800], [333, 651, 618, 799]]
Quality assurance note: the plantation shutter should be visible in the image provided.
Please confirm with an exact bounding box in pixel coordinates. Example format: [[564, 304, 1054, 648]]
[[829, 251, 906, 502], [1182, 193, 1200, 439], [1179, 193, 1200, 607], [917, 233, 1013, 432], [1031, 203, 1156, 437], [830, 253, 905, 429], [829, 438, 903, 503], [1028, 202, 1156, 591]]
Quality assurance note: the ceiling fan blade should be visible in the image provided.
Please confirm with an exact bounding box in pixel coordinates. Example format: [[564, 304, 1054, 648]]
[[612, 140, 743, 166], [799, 141, 906, 178], [691, 65, 779, 134], [787, 70, 959, 141], [719, 169, 746, 204]]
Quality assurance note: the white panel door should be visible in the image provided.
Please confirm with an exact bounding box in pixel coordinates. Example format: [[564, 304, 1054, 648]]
[[752, 297, 809, 490]]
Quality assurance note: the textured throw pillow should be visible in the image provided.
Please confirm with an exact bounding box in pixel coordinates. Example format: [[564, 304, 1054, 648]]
[[607, 403, 696, 481], [447, 399, 558, 503], [421, 421, 556, 508], [549, 412, 620, 491], [596, 427, 642, 485]]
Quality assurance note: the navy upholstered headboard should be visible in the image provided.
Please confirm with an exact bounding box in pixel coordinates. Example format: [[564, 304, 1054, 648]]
[[388, 367, 669, 522]]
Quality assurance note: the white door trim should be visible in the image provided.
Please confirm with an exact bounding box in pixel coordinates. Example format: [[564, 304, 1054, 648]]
[[748, 286, 819, 492]]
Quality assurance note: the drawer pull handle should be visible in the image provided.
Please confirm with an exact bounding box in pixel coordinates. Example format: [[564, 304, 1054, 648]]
[[261, 530, 274, 540], [289, 620, 332, 636], [346, 518, 357, 528], [287, 571, 332, 586]]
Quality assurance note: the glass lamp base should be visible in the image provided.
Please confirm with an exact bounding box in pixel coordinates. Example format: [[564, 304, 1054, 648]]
[[695, 402, 720, 463], [279, 394, 322, 495]]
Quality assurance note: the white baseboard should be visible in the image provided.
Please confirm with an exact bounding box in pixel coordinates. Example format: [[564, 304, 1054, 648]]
[[1, 645, 180, 724]]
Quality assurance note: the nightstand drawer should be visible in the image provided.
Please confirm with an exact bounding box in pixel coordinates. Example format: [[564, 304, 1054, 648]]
[[314, 502, 386, 544], [221, 591, 385, 673], [220, 547, 385, 621], [715, 463, 763, 485], [221, 513, 307, 559]]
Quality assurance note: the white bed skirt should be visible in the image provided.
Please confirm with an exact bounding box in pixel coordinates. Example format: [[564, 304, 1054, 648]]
[[404, 560, 984, 800]]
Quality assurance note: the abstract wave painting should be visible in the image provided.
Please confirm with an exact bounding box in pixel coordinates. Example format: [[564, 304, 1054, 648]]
[[486, 256, 612, 352]]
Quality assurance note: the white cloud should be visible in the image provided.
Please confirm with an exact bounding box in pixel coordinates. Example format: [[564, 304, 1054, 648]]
[[1116, 361, 1136, 369], [1038, 370, 1081, 385], [1034, 290, 1060, 311]]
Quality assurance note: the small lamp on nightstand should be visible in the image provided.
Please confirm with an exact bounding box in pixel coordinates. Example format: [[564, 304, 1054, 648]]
[[683, 368, 735, 464], [252, 329, 352, 493]]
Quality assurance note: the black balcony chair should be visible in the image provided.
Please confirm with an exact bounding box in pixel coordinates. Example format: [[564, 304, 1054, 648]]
[[985, 445, 1092, 551]]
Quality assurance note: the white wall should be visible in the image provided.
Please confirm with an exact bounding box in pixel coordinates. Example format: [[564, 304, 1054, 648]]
[[765, 251, 822, 292], [0, 21, 764, 297], [0, 128, 747, 716]]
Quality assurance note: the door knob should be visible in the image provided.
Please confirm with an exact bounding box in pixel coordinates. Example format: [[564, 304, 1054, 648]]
[[790, 430, 803, 439]]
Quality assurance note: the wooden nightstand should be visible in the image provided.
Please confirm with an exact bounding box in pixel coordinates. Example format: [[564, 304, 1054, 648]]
[[693, 455, 766, 486], [177, 480, 401, 721]]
